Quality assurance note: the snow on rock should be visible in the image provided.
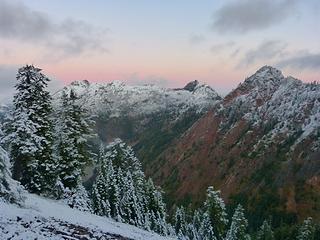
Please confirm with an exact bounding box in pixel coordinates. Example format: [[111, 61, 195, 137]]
[[0, 193, 175, 240], [221, 66, 320, 152], [54, 80, 221, 118]]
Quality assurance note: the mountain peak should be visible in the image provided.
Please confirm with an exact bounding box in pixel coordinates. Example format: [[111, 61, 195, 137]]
[[246, 66, 284, 86], [224, 66, 285, 105], [183, 80, 200, 92], [70, 80, 90, 88]]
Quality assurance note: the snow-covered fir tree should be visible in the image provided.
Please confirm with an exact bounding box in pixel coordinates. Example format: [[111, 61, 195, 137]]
[[53, 89, 93, 191], [256, 220, 274, 240], [92, 145, 114, 217], [199, 212, 216, 240], [144, 178, 169, 235], [297, 217, 315, 240], [61, 182, 92, 212], [189, 209, 203, 240], [0, 128, 24, 203], [120, 170, 143, 225], [174, 206, 189, 238], [203, 186, 228, 240], [225, 204, 250, 240], [5, 65, 55, 194], [91, 140, 171, 235]]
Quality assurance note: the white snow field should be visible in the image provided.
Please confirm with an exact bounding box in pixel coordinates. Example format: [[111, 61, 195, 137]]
[[0, 193, 175, 240]]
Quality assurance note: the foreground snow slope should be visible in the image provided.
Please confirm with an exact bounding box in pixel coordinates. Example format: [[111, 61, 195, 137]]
[[0, 193, 174, 240]]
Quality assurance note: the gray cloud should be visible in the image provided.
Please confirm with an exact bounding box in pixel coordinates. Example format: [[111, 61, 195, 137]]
[[276, 53, 320, 70], [189, 34, 206, 45], [0, 65, 17, 103], [212, 0, 297, 34], [126, 73, 170, 87], [0, 0, 108, 58], [210, 41, 235, 54], [240, 40, 287, 66]]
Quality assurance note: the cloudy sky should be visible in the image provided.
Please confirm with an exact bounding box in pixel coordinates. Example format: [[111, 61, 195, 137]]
[[0, 0, 319, 101]]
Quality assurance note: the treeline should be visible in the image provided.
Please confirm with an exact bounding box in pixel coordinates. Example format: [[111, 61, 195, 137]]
[[173, 190, 319, 240], [0, 65, 319, 239]]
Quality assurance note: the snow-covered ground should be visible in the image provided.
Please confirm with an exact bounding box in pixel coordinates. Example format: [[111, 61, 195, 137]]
[[0, 193, 175, 240]]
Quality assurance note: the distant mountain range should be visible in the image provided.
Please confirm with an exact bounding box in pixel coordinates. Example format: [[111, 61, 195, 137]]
[[56, 66, 320, 228]]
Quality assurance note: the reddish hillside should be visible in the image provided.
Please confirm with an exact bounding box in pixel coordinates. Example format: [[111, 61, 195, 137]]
[[147, 66, 320, 228]]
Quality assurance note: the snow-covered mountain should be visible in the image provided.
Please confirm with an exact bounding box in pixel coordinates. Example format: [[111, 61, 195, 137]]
[[221, 66, 320, 150], [56, 79, 221, 118], [54, 79, 221, 146], [148, 66, 320, 227]]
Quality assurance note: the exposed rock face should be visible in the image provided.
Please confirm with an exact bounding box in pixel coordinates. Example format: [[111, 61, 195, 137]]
[[183, 80, 200, 92], [150, 66, 320, 228]]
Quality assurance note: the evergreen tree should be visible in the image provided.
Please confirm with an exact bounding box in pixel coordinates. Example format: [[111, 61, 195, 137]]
[[92, 145, 117, 218], [174, 206, 189, 237], [5, 65, 55, 194], [257, 220, 274, 240], [120, 170, 143, 226], [297, 217, 315, 240], [144, 178, 168, 235], [62, 183, 92, 212], [53, 89, 93, 190], [91, 140, 171, 236], [199, 212, 216, 240], [0, 128, 24, 203], [203, 186, 228, 240], [189, 209, 203, 240], [226, 204, 250, 240]]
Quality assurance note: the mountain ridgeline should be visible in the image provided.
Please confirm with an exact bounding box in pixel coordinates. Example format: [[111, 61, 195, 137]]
[[60, 66, 320, 230]]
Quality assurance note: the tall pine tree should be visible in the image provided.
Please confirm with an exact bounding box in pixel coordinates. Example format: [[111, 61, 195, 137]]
[[256, 220, 274, 240], [203, 186, 228, 240], [144, 178, 168, 235], [225, 204, 250, 240], [174, 206, 189, 238], [92, 145, 114, 217], [53, 89, 93, 191], [297, 217, 315, 240], [5, 65, 54, 194]]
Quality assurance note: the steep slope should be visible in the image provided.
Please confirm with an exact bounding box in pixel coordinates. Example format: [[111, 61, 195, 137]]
[[0, 193, 172, 240], [152, 66, 320, 228], [56, 80, 221, 167]]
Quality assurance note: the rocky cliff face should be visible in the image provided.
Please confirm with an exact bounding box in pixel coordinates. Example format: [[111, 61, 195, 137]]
[[150, 66, 320, 228]]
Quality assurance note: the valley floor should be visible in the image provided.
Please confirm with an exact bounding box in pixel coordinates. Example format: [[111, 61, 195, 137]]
[[0, 194, 173, 240]]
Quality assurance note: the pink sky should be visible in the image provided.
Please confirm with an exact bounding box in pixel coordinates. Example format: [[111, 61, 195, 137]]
[[0, 0, 319, 99]]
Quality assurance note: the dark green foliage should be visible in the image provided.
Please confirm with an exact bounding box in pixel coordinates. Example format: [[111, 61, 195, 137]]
[[226, 204, 249, 240], [5, 65, 55, 194], [297, 217, 315, 240], [204, 186, 228, 239], [134, 110, 202, 167], [256, 220, 274, 240]]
